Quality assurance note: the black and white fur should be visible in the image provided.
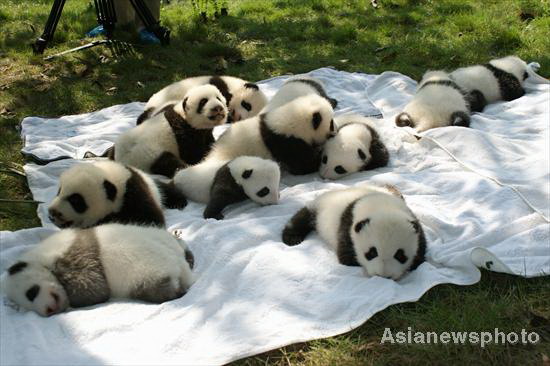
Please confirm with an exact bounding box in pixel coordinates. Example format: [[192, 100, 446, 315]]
[[137, 76, 267, 124], [173, 156, 280, 220], [48, 161, 186, 229], [320, 114, 389, 179], [262, 76, 338, 112], [450, 55, 529, 112], [205, 94, 335, 175], [1, 224, 195, 316], [395, 71, 471, 132], [282, 184, 426, 280], [114, 84, 227, 177]]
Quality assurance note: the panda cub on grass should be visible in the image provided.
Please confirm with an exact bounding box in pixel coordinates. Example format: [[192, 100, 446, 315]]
[[48, 160, 186, 229], [1, 224, 195, 316], [282, 184, 426, 280], [320, 114, 389, 180], [449, 55, 530, 112], [173, 156, 280, 220], [114, 84, 227, 177], [205, 94, 335, 175], [262, 76, 338, 112], [395, 70, 471, 132], [138, 75, 268, 124]]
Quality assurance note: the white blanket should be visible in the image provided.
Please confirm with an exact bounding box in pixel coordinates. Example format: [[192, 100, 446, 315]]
[[2, 68, 549, 365]]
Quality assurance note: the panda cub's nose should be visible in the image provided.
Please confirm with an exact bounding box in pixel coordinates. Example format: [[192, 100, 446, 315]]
[[256, 187, 270, 197], [211, 106, 224, 114], [48, 208, 62, 220]]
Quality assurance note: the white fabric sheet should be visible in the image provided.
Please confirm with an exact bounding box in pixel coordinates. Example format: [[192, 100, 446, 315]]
[[1, 68, 548, 365]]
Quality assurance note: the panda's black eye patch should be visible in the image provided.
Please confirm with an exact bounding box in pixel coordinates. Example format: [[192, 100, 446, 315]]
[[8, 261, 27, 275], [67, 193, 88, 214], [242, 169, 253, 179], [354, 218, 370, 233], [103, 180, 117, 201], [334, 165, 347, 174], [26, 285, 40, 302], [358, 149, 367, 160], [394, 249, 408, 264], [365, 247, 378, 261], [523, 71, 528, 80], [322, 155, 327, 164], [244, 82, 259, 90], [312, 112, 322, 130], [241, 100, 252, 112], [182, 97, 189, 111], [185, 249, 195, 269], [197, 98, 208, 114], [330, 119, 335, 132], [257, 187, 270, 197]]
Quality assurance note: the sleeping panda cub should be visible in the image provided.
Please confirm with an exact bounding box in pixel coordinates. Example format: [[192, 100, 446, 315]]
[[1, 224, 195, 316], [320, 114, 389, 179], [205, 94, 335, 175], [114, 84, 227, 177], [449, 55, 530, 112], [173, 156, 280, 220], [138, 75, 268, 124], [395, 71, 471, 132], [48, 161, 186, 229], [262, 76, 338, 112], [282, 184, 426, 280]]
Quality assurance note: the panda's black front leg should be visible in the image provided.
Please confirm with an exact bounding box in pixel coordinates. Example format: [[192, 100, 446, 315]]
[[203, 189, 247, 220], [156, 180, 187, 209], [282, 207, 315, 246], [150, 152, 186, 178]]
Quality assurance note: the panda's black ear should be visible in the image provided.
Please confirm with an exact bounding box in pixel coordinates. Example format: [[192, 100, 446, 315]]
[[410, 220, 421, 233], [357, 149, 367, 160], [312, 112, 322, 130], [182, 97, 189, 111], [354, 218, 370, 233], [8, 261, 27, 275], [242, 169, 253, 179], [103, 180, 117, 201], [244, 83, 259, 90], [395, 112, 413, 127], [450, 111, 470, 127]]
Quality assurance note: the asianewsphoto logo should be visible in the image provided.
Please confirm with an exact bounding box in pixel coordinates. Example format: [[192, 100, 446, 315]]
[[380, 327, 540, 348]]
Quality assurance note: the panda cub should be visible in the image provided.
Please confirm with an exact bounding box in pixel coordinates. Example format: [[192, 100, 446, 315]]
[[205, 94, 335, 175], [173, 156, 280, 220], [48, 161, 186, 229], [395, 71, 471, 132], [320, 114, 389, 179], [449, 55, 530, 112], [138, 75, 268, 124], [1, 224, 195, 316], [282, 184, 426, 280], [262, 76, 338, 112], [114, 84, 227, 177]]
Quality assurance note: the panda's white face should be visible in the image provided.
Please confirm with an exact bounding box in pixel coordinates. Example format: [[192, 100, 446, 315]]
[[2, 261, 69, 316], [320, 124, 372, 179], [182, 85, 228, 129], [229, 157, 280, 205], [350, 205, 421, 280], [229, 83, 268, 122], [265, 94, 335, 146], [48, 164, 124, 229]]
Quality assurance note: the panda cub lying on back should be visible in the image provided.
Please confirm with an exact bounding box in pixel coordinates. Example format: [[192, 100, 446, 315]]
[[173, 156, 280, 220], [205, 94, 335, 175], [282, 184, 426, 280], [262, 76, 338, 112], [395, 71, 471, 132], [48, 160, 186, 229], [138, 75, 268, 124], [320, 114, 389, 179], [115, 85, 227, 177], [1, 224, 195, 316]]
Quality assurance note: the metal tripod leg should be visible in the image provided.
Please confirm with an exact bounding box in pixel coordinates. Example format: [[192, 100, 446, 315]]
[[32, 0, 67, 54], [129, 0, 170, 45]]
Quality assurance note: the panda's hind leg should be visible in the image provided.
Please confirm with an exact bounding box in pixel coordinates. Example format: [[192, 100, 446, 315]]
[[157, 180, 188, 209], [282, 207, 315, 246], [131, 276, 185, 304], [150, 152, 185, 178]]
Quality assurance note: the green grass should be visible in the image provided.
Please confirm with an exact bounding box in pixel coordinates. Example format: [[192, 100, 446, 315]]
[[0, 0, 549, 363]]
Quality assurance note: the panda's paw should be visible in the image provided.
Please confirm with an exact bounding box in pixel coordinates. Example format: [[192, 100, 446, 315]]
[[282, 228, 305, 246], [203, 209, 224, 220]]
